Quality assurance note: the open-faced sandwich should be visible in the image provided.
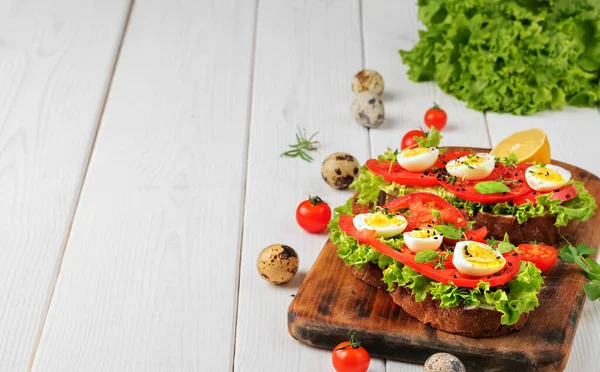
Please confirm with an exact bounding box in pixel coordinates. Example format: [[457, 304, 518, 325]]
[[327, 129, 598, 337], [351, 128, 597, 245]]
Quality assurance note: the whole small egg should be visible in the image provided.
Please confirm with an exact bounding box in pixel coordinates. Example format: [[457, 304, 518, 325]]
[[351, 91, 384, 128], [525, 164, 572, 192], [256, 244, 299, 284], [397, 147, 439, 172], [424, 352, 466, 372], [321, 152, 360, 190], [353, 211, 407, 238], [403, 228, 443, 253], [453, 241, 506, 277], [351, 69, 384, 95], [446, 153, 495, 180]]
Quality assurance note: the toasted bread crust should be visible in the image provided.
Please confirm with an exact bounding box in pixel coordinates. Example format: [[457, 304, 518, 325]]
[[350, 262, 387, 290], [389, 286, 529, 337]]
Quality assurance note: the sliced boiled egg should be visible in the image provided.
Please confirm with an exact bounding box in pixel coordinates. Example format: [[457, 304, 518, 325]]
[[453, 241, 506, 277], [397, 147, 439, 172], [446, 153, 495, 180], [403, 228, 443, 253], [353, 211, 408, 238], [525, 164, 571, 192]]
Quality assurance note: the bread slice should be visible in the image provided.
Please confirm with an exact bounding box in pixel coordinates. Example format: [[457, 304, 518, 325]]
[[349, 262, 387, 290], [389, 286, 529, 337]]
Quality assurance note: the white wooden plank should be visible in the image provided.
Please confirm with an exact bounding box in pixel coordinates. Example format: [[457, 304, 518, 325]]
[[364, 0, 489, 159], [233, 1, 384, 371], [31, 0, 256, 371], [0, 0, 130, 370], [487, 108, 600, 372]]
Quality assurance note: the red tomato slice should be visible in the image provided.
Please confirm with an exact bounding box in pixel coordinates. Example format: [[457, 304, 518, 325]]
[[438, 164, 532, 204], [513, 183, 578, 205], [382, 192, 468, 229], [365, 159, 439, 187], [364, 151, 474, 188], [338, 215, 521, 288], [517, 244, 558, 274], [465, 226, 488, 243]]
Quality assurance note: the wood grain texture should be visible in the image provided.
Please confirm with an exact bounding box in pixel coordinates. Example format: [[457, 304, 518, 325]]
[[486, 108, 600, 372], [30, 0, 256, 370], [362, 0, 490, 158], [232, 1, 384, 371], [0, 0, 130, 370], [289, 152, 600, 371]]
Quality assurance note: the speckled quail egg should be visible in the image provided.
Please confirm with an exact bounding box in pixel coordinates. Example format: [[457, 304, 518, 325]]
[[351, 69, 384, 95], [424, 352, 466, 372], [257, 244, 299, 284], [321, 152, 360, 189], [351, 91, 384, 128]]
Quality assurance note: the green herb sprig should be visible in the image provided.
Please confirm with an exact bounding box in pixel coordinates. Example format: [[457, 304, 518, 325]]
[[558, 242, 600, 300], [280, 127, 319, 162]]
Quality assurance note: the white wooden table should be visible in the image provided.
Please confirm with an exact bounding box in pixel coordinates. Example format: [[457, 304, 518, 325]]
[[2, 0, 600, 371]]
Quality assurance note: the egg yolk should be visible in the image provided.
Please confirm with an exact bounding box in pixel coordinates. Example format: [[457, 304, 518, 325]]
[[449, 155, 487, 168], [463, 243, 503, 267], [410, 229, 438, 238], [365, 213, 403, 227], [530, 167, 564, 182], [401, 147, 431, 158]]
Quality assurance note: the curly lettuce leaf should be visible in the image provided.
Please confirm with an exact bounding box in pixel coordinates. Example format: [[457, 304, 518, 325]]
[[399, 0, 600, 115], [382, 260, 543, 325]]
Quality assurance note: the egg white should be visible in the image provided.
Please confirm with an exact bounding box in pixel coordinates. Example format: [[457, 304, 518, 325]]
[[403, 228, 443, 253], [352, 212, 408, 238], [397, 147, 439, 172], [452, 241, 506, 277], [525, 164, 571, 192], [446, 153, 495, 181]]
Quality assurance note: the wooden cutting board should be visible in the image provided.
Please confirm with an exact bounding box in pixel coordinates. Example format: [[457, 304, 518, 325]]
[[287, 154, 600, 372]]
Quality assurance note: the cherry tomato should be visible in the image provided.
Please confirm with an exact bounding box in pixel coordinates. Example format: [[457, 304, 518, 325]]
[[296, 195, 332, 233], [332, 331, 370, 372], [400, 129, 426, 149], [424, 103, 447, 131], [517, 244, 558, 273]]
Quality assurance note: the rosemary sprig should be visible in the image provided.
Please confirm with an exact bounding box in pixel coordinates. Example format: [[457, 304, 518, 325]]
[[280, 127, 320, 162]]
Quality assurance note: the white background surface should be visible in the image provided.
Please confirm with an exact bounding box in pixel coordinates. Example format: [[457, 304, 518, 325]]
[[1, 0, 599, 371]]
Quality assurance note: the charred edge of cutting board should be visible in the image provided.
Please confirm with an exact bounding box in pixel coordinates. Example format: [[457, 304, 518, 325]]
[[287, 321, 544, 372]]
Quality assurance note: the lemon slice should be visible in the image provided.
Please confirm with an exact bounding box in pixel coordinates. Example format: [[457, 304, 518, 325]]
[[491, 128, 551, 164]]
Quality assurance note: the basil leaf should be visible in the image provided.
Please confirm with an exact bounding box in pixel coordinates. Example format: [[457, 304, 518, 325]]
[[475, 181, 511, 194], [576, 243, 597, 256], [433, 224, 462, 240], [414, 250, 439, 263], [558, 245, 578, 263], [584, 280, 600, 301]]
